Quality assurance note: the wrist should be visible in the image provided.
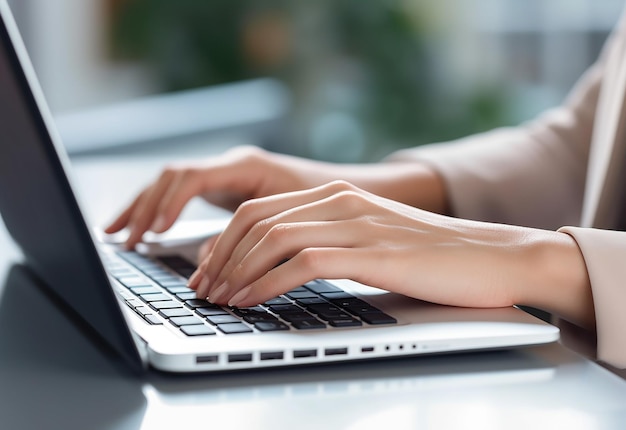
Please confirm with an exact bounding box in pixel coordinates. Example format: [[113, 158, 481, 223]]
[[514, 229, 594, 329]]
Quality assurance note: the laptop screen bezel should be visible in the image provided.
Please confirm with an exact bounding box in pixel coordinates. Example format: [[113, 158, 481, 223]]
[[0, 1, 143, 372]]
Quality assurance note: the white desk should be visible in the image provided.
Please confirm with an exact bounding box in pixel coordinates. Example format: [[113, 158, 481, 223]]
[[1, 147, 626, 430]]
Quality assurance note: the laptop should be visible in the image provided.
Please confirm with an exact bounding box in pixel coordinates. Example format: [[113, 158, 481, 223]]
[[0, 1, 559, 373]]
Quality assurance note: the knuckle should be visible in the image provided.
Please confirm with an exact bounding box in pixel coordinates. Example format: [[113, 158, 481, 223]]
[[326, 179, 357, 193], [179, 167, 198, 181], [297, 248, 324, 273], [333, 190, 366, 211], [230, 145, 267, 164], [265, 223, 290, 245], [233, 199, 257, 220], [160, 165, 179, 178], [249, 217, 273, 240]]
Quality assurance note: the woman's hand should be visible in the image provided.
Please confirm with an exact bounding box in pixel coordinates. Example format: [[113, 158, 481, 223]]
[[105, 146, 321, 248], [188, 180, 594, 329], [104, 146, 447, 250]]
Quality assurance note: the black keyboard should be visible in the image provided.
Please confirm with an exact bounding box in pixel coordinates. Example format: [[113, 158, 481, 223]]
[[102, 251, 396, 337]]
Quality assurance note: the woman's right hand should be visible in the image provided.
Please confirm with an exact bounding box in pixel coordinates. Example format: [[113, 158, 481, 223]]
[[104, 146, 324, 249], [104, 145, 447, 250]]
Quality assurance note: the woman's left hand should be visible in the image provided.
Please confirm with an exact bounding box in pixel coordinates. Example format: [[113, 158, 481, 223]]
[[187, 181, 592, 329]]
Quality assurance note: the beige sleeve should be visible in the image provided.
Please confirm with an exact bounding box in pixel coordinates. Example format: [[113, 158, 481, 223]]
[[386, 43, 608, 230], [559, 226, 626, 368]]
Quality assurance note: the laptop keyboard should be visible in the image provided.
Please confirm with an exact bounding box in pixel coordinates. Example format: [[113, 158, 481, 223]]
[[103, 251, 396, 337]]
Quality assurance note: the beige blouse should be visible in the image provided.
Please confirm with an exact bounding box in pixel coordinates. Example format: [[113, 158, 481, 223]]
[[389, 8, 626, 369]]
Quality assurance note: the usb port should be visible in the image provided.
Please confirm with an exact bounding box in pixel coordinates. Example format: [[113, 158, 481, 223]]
[[260, 351, 284, 361], [361, 346, 375, 353], [293, 349, 317, 359], [228, 353, 253, 363], [325, 347, 348, 356], [196, 355, 218, 364]]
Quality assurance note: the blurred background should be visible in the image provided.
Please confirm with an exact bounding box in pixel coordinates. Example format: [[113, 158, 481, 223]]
[[6, 0, 625, 162]]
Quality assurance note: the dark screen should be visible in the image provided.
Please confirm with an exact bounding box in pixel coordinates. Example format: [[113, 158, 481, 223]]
[[0, 5, 142, 371]]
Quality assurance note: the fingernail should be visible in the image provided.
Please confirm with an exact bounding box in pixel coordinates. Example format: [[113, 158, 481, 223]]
[[195, 277, 211, 298], [151, 215, 167, 232], [208, 282, 229, 303], [228, 286, 252, 307]]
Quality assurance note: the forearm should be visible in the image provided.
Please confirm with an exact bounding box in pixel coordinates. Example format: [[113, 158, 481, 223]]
[[334, 162, 449, 214], [276, 152, 449, 214]]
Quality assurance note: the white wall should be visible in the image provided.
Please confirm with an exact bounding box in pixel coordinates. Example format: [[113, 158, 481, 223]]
[[7, 0, 155, 113]]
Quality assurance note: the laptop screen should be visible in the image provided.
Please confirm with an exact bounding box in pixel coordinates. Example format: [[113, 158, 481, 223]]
[[0, 2, 142, 370]]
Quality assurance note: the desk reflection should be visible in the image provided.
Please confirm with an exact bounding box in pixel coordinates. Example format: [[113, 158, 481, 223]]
[[0, 264, 146, 430]]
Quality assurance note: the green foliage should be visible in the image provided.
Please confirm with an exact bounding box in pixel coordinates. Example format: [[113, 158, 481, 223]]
[[111, 0, 509, 160]]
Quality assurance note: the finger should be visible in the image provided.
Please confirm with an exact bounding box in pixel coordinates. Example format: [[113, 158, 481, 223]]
[[219, 247, 367, 307], [150, 169, 206, 233], [209, 220, 362, 303], [204, 181, 362, 287], [104, 191, 145, 233], [209, 192, 369, 294], [125, 172, 178, 248], [197, 235, 219, 263]]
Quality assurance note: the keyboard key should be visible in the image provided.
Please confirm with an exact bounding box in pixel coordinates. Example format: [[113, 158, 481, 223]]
[[158, 279, 189, 287], [108, 268, 134, 278], [170, 316, 204, 327], [196, 307, 229, 317], [306, 304, 342, 315], [180, 325, 216, 336], [304, 281, 342, 294], [280, 311, 317, 322], [140, 293, 170, 302], [159, 308, 194, 318], [243, 314, 279, 324], [295, 298, 327, 307], [285, 291, 318, 300], [150, 300, 183, 310], [231, 306, 266, 315], [254, 321, 290, 332], [158, 256, 197, 279], [141, 268, 172, 278], [165, 285, 195, 294], [118, 276, 152, 287], [117, 289, 135, 300], [292, 319, 326, 330], [269, 304, 303, 314], [125, 298, 143, 308], [134, 306, 153, 316], [345, 304, 383, 316], [206, 315, 240, 325], [328, 297, 369, 308], [176, 292, 197, 301], [264, 297, 291, 306], [150, 274, 180, 282], [129, 286, 160, 295], [328, 318, 362, 327], [185, 299, 216, 309], [317, 311, 354, 321], [217, 323, 253, 334], [143, 314, 163, 325], [360, 313, 397, 325], [321, 292, 356, 301]]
